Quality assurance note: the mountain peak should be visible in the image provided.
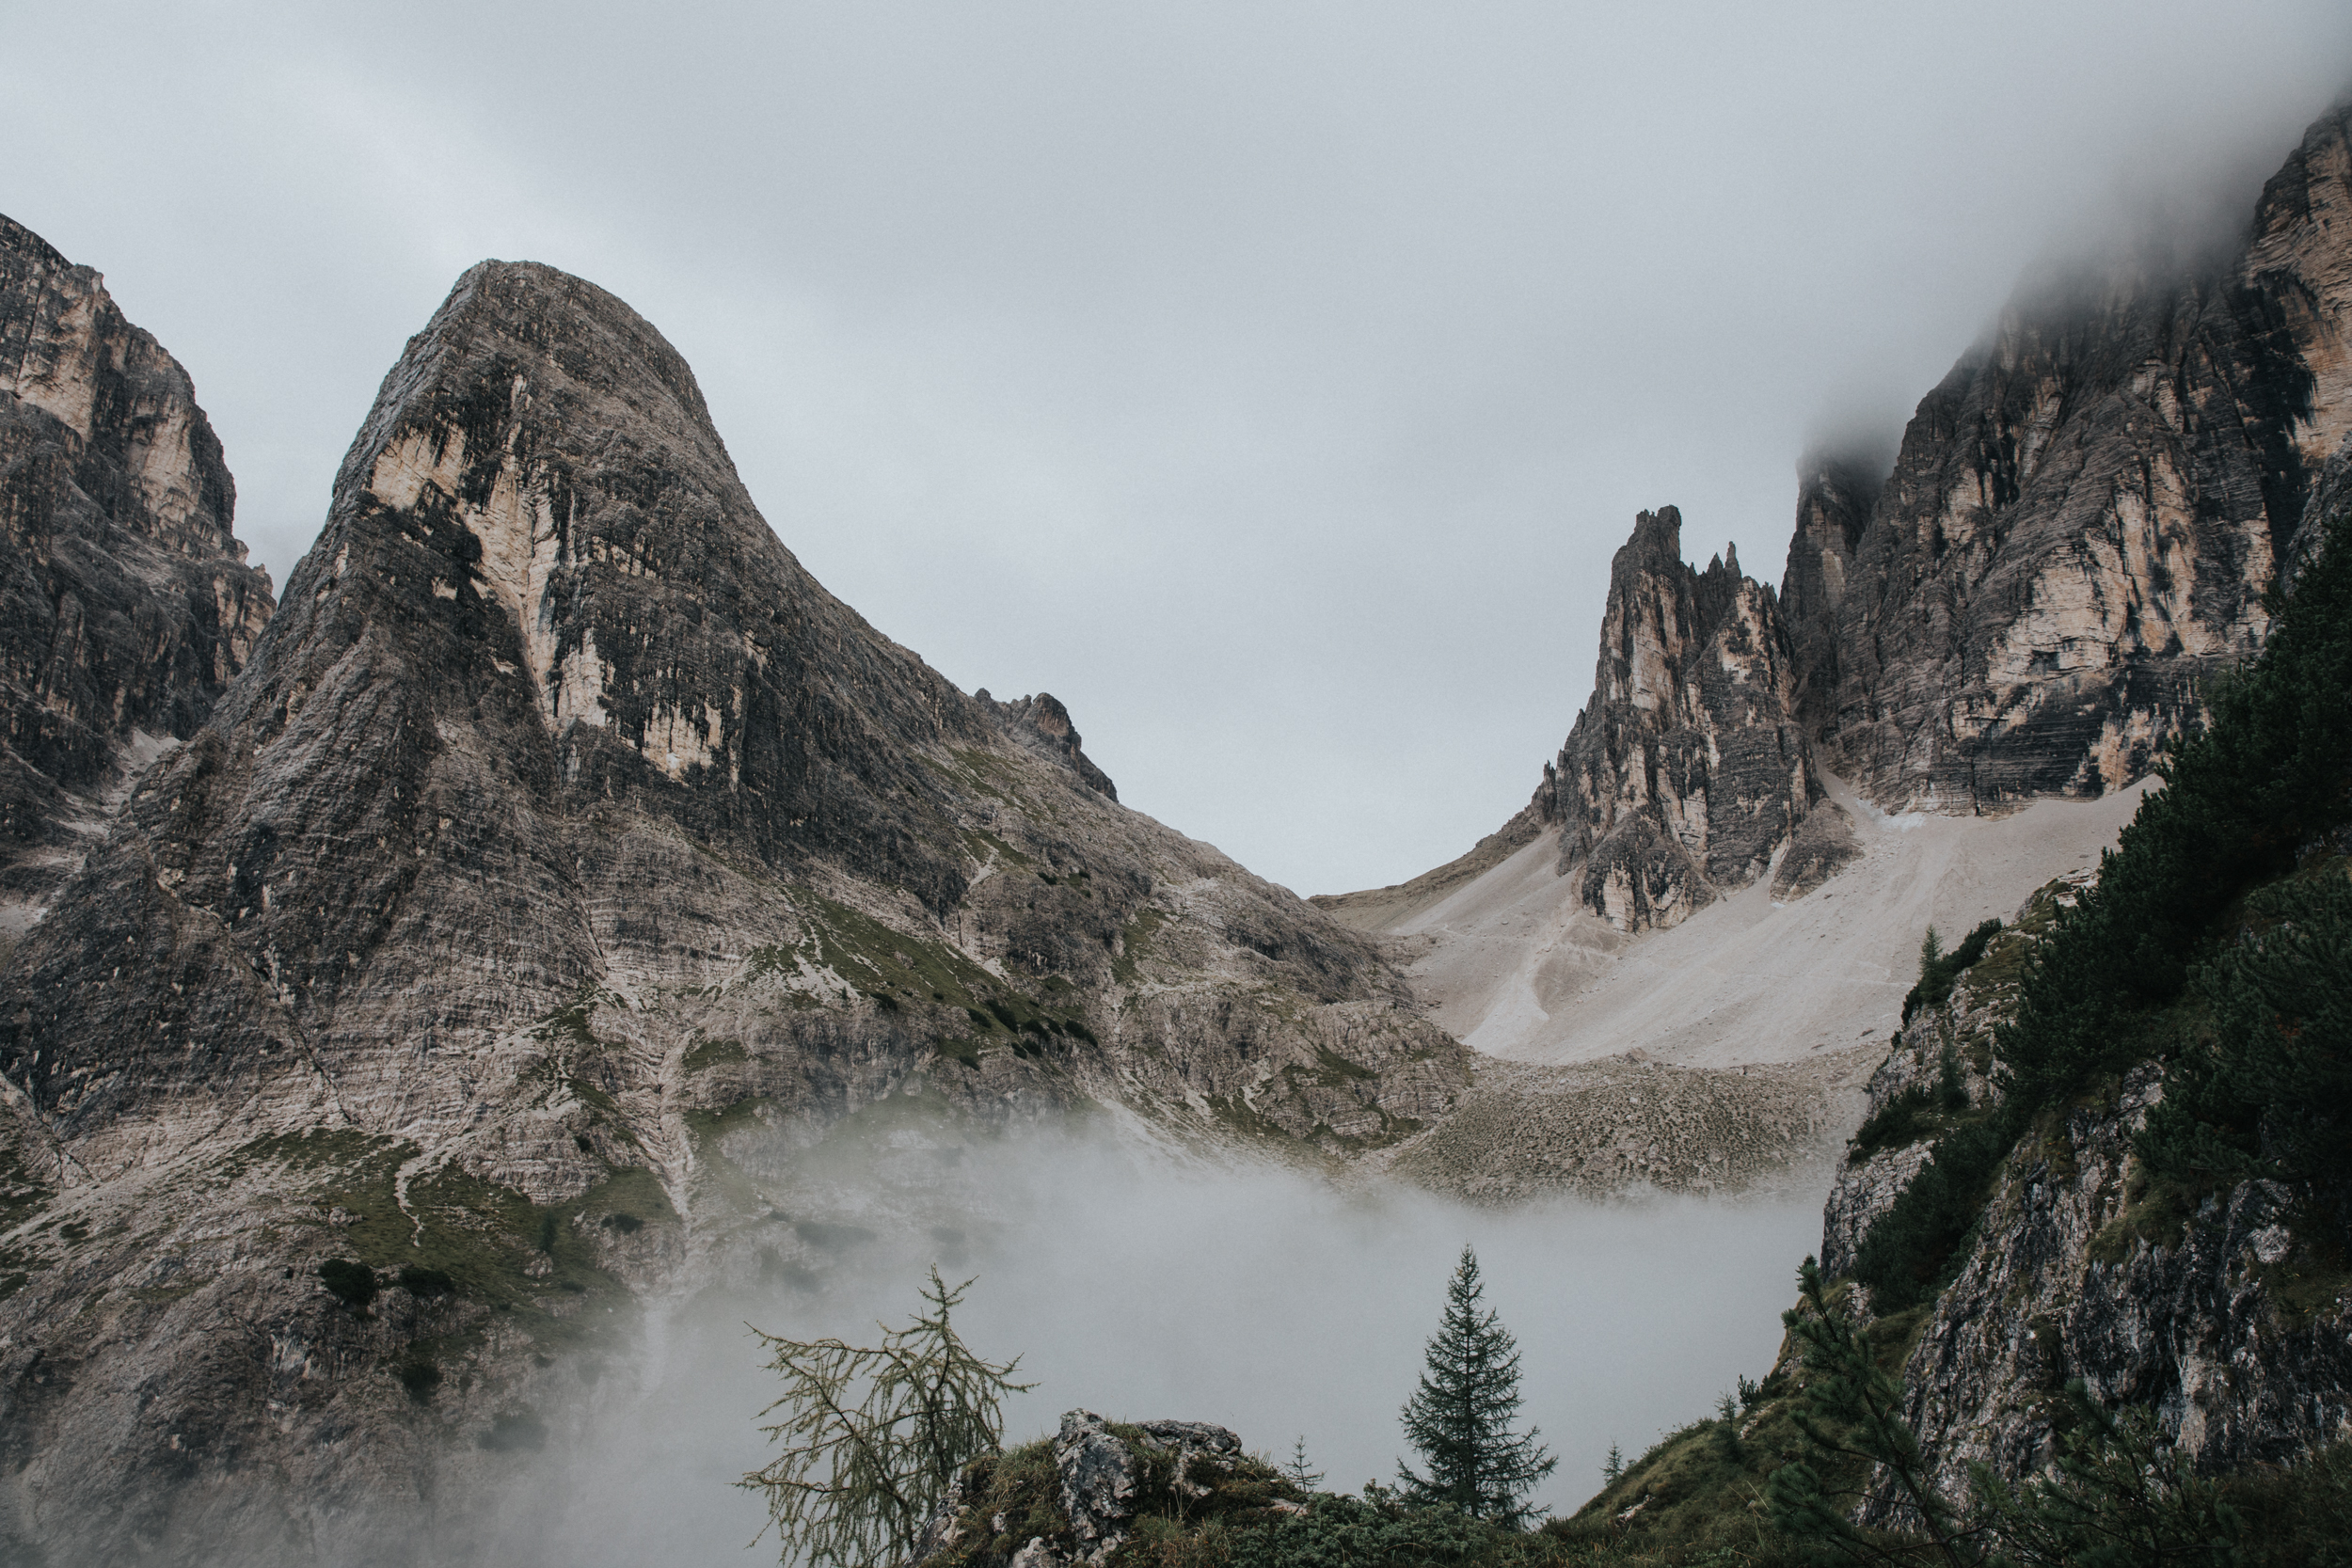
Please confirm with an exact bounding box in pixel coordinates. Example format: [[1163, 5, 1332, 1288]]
[[1535, 505, 1816, 932]]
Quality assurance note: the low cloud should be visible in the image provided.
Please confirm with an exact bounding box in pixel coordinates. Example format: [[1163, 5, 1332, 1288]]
[[469, 1110, 1822, 1563]]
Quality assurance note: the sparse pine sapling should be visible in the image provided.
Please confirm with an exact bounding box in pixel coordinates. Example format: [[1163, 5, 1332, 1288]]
[[1397, 1244, 1556, 1528], [1283, 1436, 1326, 1492], [1602, 1443, 1625, 1488], [1713, 1393, 1743, 1463], [317, 1258, 376, 1307], [1937, 1045, 1969, 1112]]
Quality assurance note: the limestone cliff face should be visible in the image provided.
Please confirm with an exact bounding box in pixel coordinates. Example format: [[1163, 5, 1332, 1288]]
[[1870, 1082, 2352, 1522], [1808, 104, 2352, 812], [1536, 506, 1817, 932], [0, 261, 1464, 1565], [0, 215, 274, 909], [1324, 103, 2352, 929]]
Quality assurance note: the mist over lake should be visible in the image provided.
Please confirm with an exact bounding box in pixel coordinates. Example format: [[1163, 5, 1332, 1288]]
[[469, 1108, 1821, 1565]]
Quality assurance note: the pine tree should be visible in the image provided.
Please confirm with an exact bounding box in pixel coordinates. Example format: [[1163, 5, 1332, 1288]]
[[1397, 1244, 1556, 1527], [1283, 1436, 1326, 1491]]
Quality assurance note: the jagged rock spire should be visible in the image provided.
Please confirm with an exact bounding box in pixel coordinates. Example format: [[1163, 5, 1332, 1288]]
[[1538, 506, 1816, 932]]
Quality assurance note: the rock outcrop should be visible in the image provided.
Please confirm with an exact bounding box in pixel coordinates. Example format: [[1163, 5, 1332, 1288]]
[[1764, 800, 1859, 901], [1868, 1088, 2352, 1521], [1805, 103, 2352, 812], [1330, 103, 2352, 934], [0, 215, 273, 916], [0, 259, 1466, 1565], [977, 689, 1117, 800], [913, 1410, 1269, 1568], [1816, 879, 2048, 1280], [1817, 869, 2352, 1515], [1534, 507, 1817, 932]]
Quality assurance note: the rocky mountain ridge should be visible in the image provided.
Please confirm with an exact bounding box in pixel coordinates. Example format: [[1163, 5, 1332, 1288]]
[[1335, 99, 2352, 937], [1807, 867, 2352, 1529], [0, 214, 274, 922], [0, 239, 1467, 1565], [4, 85, 2349, 1568], [1530, 508, 1816, 932], [1815, 99, 2352, 813]]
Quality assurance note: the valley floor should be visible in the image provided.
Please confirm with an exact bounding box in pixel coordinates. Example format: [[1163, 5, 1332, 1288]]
[[1356, 780, 2151, 1198]]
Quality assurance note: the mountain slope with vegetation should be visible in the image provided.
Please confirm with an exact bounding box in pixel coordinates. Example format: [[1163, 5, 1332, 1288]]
[[1547, 491, 2352, 1564]]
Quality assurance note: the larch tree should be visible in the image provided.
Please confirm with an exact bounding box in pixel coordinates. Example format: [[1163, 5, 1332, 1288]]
[[740, 1269, 1030, 1568]]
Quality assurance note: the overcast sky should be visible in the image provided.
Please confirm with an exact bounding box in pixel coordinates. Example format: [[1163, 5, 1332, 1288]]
[[7, 4, 2349, 896]]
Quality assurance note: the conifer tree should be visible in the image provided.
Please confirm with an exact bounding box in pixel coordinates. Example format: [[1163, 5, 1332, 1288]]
[[1397, 1244, 1556, 1526], [1283, 1436, 1326, 1491], [740, 1269, 1031, 1568]]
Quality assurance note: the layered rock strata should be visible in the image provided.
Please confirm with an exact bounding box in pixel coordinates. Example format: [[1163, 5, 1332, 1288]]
[[1867, 1085, 2352, 1520], [1533, 507, 1818, 932], [0, 215, 274, 912], [0, 260, 1465, 1565], [1809, 103, 2352, 811], [1778, 451, 1880, 742], [978, 689, 1117, 800], [1330, 105, 2352, 935]]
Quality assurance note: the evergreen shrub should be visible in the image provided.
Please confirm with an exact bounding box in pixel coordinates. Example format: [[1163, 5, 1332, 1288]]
[[317, 1258, 376, 1307]]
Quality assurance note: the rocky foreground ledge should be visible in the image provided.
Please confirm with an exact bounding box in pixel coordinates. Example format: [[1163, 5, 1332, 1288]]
[[913, 1411, 1292, 1568]]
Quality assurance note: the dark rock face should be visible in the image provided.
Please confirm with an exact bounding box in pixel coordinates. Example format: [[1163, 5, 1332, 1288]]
[[1806, 105, 2352, 811], [1535, 507, 1817, 932], [1327, 102, 2352, 931], [0, 215, 274, 909], [1330, 102, 2352, 932], [1779, 451, 1879, 743], [1880, 1112, 2352, 1517], [0, 261, 1465, 1564], [1766, 800, 1858, 901], [1818, 873, 2352, 1513]]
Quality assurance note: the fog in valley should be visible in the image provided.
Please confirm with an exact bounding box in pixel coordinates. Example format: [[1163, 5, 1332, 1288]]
[[458, 1104, 1820, 1565]]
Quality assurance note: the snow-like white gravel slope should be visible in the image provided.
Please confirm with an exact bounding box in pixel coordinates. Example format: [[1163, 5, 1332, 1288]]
[[1380, 775, 2152, 1069]]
